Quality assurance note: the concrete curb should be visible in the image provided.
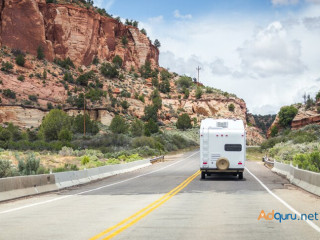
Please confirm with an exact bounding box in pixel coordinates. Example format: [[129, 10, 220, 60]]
[[272, 161, 320, 196], [0, 157, 161, 202]]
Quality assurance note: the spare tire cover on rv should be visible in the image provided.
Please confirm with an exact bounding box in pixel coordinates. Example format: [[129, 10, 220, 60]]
[[216, 157, 230, 170]]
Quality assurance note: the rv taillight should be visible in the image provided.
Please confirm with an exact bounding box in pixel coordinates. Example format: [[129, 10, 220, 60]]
[[216, 135, 219, 137], [221, 134, 223, 137], [203, 162, 208, 165], [238, 162, 242, 165], [226, 135, 228, 137], [241, 135, 244, 137]]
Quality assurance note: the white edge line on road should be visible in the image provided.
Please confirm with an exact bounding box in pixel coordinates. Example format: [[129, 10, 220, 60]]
[[245, 167, 320, 233], [0, 151, 199, 215]]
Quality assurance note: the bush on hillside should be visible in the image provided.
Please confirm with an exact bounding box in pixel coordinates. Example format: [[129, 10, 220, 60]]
[[109, 115, 128, 134], [278, 105, 298, 128], [176, 113, 192, 130], [130, 118, 144, 137], [39, 109, 71, 141], [100, 62, 118, 78], [72, 114, 99, 135]]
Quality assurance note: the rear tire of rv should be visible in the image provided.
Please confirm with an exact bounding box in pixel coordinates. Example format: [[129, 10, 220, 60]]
[[201, 171, 205, 179], [238, 172, 243, 180]]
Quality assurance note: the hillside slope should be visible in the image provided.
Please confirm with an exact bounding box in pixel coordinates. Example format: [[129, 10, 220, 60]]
[[0, 1, 265, 145]]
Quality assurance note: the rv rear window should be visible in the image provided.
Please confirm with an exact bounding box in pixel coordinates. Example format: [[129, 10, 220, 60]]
[[225, 144, 242, 151]]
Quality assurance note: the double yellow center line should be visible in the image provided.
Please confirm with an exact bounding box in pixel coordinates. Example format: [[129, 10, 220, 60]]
[[90, 170, 201, 240]]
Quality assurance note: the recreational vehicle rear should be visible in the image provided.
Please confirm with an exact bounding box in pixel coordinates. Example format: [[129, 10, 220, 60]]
[[200, 118, 246, 179]]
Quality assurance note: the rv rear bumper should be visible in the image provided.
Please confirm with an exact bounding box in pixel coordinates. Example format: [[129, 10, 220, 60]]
[[200, 168, 244, 173]]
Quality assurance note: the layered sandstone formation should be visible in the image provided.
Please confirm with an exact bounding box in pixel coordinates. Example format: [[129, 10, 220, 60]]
[[267, 106, 320, 137], [0, 0, 159, 68]]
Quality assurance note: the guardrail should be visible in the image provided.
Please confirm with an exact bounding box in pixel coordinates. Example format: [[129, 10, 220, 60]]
[[0, 155, 164, 202], [262, 156, 274, 166], [150, 156, 164, 163], [272, 160, 320, 196]]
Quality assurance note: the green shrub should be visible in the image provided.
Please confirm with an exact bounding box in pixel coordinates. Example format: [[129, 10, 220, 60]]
[[86, 88, 105, 102], [15, 54, 25, 67], [64, 72, 74, 83], [270, 125, 279, 137], [130, 118, 144, 137], [184, 88, 190, 99], [154, 39, 160, 48], [37, 46, 45, 60], [0, 160, 18, 178], [0, 128, 12, 142], [151, 89, 162, 110], [121, 100, 130, 109], [112, 55, 123, 68], [176, 113, 192, 130], [92, 56, 99, 65], [293, 151, 320, 172], [81, 155, 90, 165], [140, 28, 147, 35], [18, 153, 40, 175], [138, 95, 145, 103], [144, 119, 159, 135], [143, 105, 158, 122], [1, 61, 13, 72], [28, 95, 38, 102], [47, 102, 54, 110], [76, 71, 95, 86], [139, 60, 152, 78], [58, 129, 73, 142], [228, 104, 235, 112], [177, 76, 193, 88], [132, 136, 155, 148], [278, 105, 298, 128], [18, 75, 25, 81], [110, 115, 128, 134], [100, 63, 119, 78], [121, 36, 128, 46], [195, 87, 203, 99], [54, 57, 75, 69], [159, 79, 170, 93], [39, 109, 71, 141], [3, 89, 16, 99], [72, 114, 99, 135]]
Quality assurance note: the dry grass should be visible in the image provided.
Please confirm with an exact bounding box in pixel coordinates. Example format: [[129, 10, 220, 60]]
[[246, 147, 265, 161]]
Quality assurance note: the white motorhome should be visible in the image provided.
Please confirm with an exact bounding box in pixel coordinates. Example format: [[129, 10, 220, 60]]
[[200, 118, 246, 179]]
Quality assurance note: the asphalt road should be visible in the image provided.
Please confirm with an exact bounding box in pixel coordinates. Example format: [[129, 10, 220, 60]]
[[0, 150, 319, 240]]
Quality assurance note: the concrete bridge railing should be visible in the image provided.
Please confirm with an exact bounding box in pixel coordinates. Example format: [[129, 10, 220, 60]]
[[0, 156, 164, 202], [272, 160, 320, 196]]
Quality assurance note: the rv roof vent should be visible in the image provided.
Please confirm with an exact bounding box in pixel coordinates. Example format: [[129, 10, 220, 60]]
[[217, 122, 228, 128]]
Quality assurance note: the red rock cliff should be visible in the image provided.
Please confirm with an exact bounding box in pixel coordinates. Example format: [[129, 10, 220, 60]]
[[0, 0, 159, 69]]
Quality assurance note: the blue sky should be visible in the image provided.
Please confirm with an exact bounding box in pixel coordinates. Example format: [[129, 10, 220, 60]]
[[95, 0, 320, 114]]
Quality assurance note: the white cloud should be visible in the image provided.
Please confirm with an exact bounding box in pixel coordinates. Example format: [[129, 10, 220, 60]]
[[173, 10, 192, 19], [144, 5, 320, 115], [95, 0, 115, 10], [271, 0, 299, 5], [210, 58, 231, 76], [271, 0, 320, 5], [237, 21, 306, 77], [303, 16, 320, 30], [305, 0, 320, 4], [148, 15, 164, 24]]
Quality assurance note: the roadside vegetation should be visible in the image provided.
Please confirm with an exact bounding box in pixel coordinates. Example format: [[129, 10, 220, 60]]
[[261, 124, 320, 173], [0, 108, 198, 178]]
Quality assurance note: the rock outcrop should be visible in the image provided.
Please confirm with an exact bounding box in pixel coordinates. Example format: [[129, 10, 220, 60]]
[[0, 0, 159, 69], [267, 106, 320, 137]]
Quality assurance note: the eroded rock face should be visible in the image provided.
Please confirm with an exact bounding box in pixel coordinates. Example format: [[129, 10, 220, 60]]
[[0, 0, 159, 68]]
